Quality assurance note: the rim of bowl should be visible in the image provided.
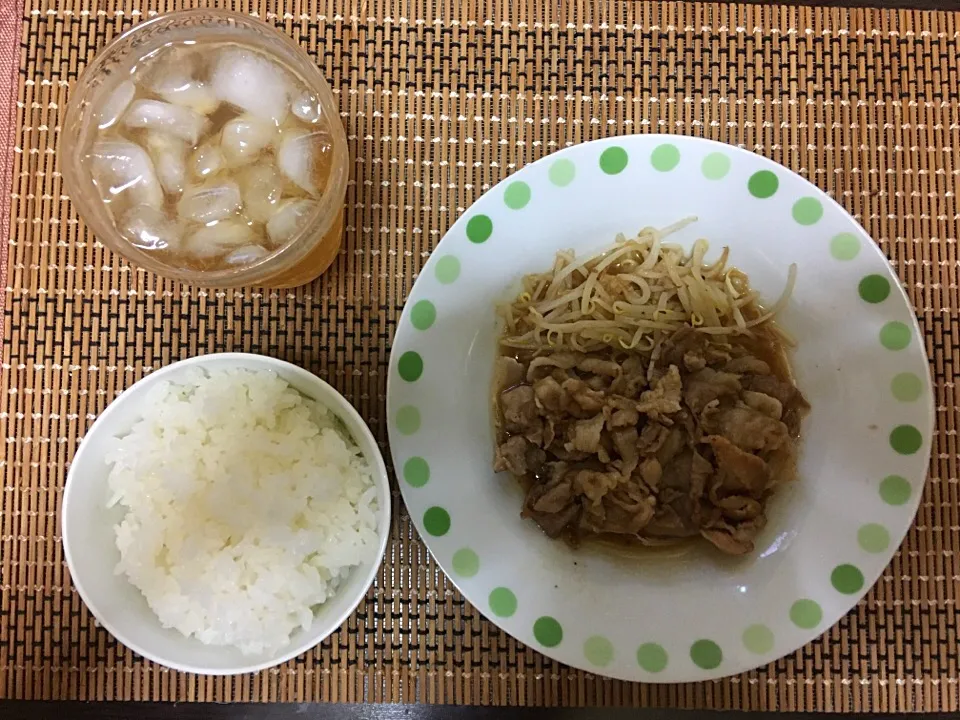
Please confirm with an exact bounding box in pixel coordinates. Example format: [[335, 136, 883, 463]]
[[61, 353, 392, 675]]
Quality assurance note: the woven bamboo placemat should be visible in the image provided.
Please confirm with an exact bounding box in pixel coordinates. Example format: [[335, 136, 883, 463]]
[[1, 0, 958, 710]]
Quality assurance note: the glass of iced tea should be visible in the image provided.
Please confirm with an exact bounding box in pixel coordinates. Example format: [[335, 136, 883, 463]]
[[61, 9, 349, 288]]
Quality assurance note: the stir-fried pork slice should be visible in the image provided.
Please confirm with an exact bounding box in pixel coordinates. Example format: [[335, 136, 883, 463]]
[[522, 465, 581, 538], [683, 367, 741, 414], [724, 356, 771, 375], [609, 354, 648, 395], [494, 355, 525, 391], [524, 502, 580, 538], [637, 364, 682, 418], [703, 404, 789, 452], [660, 327, 732, 369], [564, 414, 606, 454], [560, 378, 605, 416], [740, 390, 783, 420], [529, 469, 574, 513], [705, 435, 771, 498], [636, 422, 671, 455], [494, 436, 546, 476], [635, 457, 663, 490], [533, 375, 564, 413], [580, 482, 656, 535], [715, 495, 764, 521], [500, 384, 544, 443], [571, 469, 622, 504], [578, 357, 622, 377], [701, 516, 767, 555], [501, 385, 536, 429], [650, 449, 714, 535], [645, 505, 701, 538], [611, 427, 639, 473], [742, 373, 811, 435], [655, 427, 686, 466]]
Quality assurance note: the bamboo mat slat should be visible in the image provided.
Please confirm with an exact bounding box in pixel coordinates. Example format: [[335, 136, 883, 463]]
[[1, 0, 959, 710]]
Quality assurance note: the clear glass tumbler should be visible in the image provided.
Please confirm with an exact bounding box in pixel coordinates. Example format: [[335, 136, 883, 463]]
[[61, 9, 349, 288]]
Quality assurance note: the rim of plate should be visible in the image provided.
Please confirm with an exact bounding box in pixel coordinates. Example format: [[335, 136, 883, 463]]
[[386, 134, 933, 682]]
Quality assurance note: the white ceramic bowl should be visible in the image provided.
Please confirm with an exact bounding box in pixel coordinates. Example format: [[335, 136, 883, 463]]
[[62, 353, 391, 675]]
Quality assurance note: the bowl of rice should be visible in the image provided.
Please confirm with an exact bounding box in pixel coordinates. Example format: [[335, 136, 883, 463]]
[[61, 353, 390, 674]]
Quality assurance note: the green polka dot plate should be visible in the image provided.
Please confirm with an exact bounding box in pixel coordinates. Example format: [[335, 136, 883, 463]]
[[386, 135, 933, 682]]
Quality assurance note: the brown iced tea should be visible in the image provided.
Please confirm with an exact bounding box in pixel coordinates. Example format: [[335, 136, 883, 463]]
[[80, 38, 343, 284]]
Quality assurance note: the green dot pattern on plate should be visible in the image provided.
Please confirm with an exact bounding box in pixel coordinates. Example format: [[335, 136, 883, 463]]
[[410, 300, 436, 330], [451, 548, 479, 577], [891, 372, 922, 402], [488, 587, 518, 617], [747, 170, 779, 198], [395, 405, 421, 435], [650, 143, 680, 172], [599, 146, 628, 175], [397, 351, 423, 382], [466, 214, 493, 244], [690, 639, 722, 670], [636, 643, 668, 673], [792, 197, 824, 225], [880, 321, 911, 350], [789, 599, 823, 629], [742, 624, 775, 654], [584, 635, 614, 667], [831, 232, 861, 260], [504, 181, 531, 210], [859, 274, 891, 303], [533, 616, 563, 647], [549, 158, 576, 186], [890, 424, 923, 455], [423, 506, 451, 536], [434, 255, 460, 284], [880, 475, 912, 505], [402, 456, 430, 488], [858, 523, 891, 553], [831, 564, 865, 594], [701, 152, 730, 180]]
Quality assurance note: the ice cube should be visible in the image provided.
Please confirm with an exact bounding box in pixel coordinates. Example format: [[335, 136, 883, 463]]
[[224, 244, 269, 266], [97, 80, 136, 130], [186, 219, 255, 259], [88, 140, 163, 210], [220, 115, 276, 167], [123, 99, 209, 145], [138, 49, 220, 115], [117, 205, 181, 251], [266, 199, 317, 246], [177, 181, 242, 223], [276, 130, 333, 196], [144, 132, 187, 196], [290, 90, 322, 124], [190, 142, 224, 180], [162, 80, 219, 116], [209, 48, 291, 124], [237, 163, 284, 223]]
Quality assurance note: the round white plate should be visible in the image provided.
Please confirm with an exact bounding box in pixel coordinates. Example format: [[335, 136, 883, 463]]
[[386, 135, 932, 682]]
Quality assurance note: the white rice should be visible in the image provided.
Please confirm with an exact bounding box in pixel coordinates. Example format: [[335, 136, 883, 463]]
[[104, 367, 379, 655]]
